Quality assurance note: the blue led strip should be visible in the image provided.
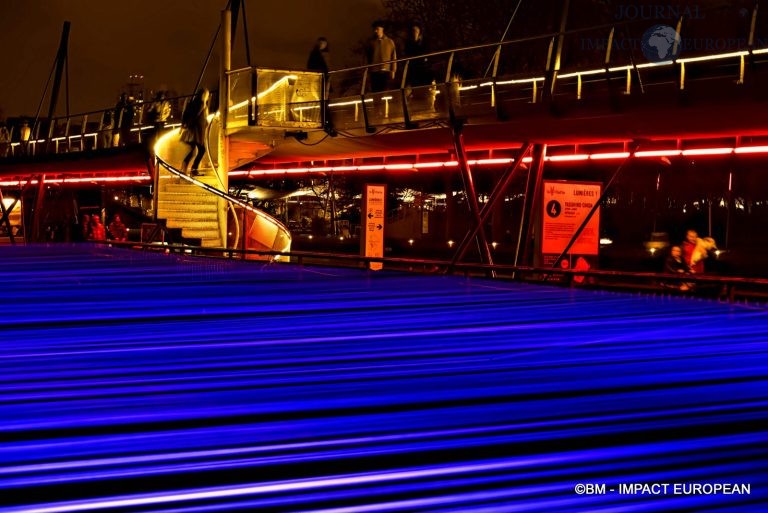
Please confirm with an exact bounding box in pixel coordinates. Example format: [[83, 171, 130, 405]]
[[0, 245, 766, 512]]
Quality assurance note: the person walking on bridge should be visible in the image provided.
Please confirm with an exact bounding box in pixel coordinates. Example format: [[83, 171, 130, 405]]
[[307, 37, 330, 74], [367, 21, 397, 92], [180, 89, 210, 176]]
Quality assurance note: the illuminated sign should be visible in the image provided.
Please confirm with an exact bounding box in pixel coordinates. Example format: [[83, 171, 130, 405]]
[[541, 181, 601, 257], [362, 184, 386, 271]]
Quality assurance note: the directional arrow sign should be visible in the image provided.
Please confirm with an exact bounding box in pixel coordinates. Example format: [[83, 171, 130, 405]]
[[362, 184, 386, 271]]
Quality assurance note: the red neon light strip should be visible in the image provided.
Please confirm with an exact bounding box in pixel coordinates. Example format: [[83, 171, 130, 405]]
[[734, 146, 768, 154], [242, 146, 768, 175], [0, 175, 149, 187], [634, 150, 682, 158], [680, 147, 733, 156], [547, 154, 590, 162], [7, 145, 768, 185]]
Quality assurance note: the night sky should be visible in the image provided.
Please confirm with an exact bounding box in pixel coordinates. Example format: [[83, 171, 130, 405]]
[[0, 0, 384, 118]]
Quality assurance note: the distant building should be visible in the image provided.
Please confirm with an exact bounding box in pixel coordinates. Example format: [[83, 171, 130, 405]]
[[125, 74, 145, 102]]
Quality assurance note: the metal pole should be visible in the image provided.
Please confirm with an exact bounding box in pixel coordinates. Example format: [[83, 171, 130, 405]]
[[451, 122, 495, 274], [194, 23, 222, 94], [483, 0, 524, 77], [32, 175, 46, 243], [449, 143, 532, 269], [725, 170, 732, 249], [0, 187, 14, 245], [218, 9, 231, 247], [47, 21, 71, 120], [152, 156, 159, 223], [514, 143, 546, 267]]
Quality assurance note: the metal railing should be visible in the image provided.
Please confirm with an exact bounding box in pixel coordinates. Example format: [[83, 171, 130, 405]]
[[322, 3, 767, 132], [1, 93, 195, 159], [2, 3, 766, 160], [104, 238, 768, 304], [155, 155, 291, 257]]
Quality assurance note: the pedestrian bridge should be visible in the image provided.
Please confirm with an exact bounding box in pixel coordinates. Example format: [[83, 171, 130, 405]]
[[4, 3, 768, 165], [2, 3, 768, 252]]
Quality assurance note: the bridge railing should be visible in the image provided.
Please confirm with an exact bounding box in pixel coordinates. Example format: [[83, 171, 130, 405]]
[[1, 93, 195, 160], [2, 3, 767, 162], [322, 3, 767, 131]]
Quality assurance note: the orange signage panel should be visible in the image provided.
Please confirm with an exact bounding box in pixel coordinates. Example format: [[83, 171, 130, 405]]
[[362, 184, 386, 270], [541, 181, 601, 256]]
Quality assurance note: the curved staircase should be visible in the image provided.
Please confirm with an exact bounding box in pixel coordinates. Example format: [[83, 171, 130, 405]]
[[156, 171, 223, 248], [153, 122, 291, 256]]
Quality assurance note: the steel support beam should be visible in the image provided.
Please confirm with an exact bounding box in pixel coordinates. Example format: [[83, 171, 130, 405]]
[[514, 143, 547, 268], [0, 187, 15, 245], [31, 175, 46, 243], [47, 22, 71, 120], [218, 8, 232, 248], [450, 121, 495, 275], [448, 142, 533, 271]]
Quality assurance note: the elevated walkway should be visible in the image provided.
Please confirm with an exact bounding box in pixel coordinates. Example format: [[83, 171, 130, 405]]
[[3, 4, 768, 252], [4, 23, 768, 168]]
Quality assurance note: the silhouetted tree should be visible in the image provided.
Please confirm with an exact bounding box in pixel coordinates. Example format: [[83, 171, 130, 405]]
[[378, 0, 564, 78], [380, 0, 562, 50]]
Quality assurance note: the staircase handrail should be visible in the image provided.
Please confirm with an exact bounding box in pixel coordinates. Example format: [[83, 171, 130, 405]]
[[155, 154, 291, 256]]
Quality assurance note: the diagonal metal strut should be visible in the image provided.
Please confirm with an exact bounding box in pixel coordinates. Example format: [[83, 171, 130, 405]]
[[448, 142, 533, 272]]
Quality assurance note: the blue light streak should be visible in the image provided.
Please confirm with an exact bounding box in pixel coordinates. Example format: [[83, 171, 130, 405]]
[[0, 245, 766, 512]]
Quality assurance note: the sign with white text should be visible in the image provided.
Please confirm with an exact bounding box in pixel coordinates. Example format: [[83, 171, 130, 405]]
[[362, 184, 386, 270]]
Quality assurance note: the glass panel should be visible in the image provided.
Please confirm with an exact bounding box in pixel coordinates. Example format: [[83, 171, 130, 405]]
[[362, 90, 405, 126], [328, 96, 367, 132], [255, 69, 323, 129], [405, 83, 442, 122], [228, 69, 253, 129]]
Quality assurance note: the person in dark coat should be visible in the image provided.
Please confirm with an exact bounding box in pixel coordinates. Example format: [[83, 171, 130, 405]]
[[404, 22, 431, 87], [179, 89, 210, 176], [108, 214, 128, 241], [307, 37, 330, 74], [663, 245, 692, 291]]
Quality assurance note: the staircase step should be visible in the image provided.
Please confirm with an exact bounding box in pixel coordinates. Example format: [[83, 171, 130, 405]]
[[158, 180, 221, 188], [157, 195, 218, 210], [158, 170, 217, 179], [155, 168, 230, 249], [160, 218, 217, 228], [158, 193, 221, 203], [157, 206, 219, 221], [157, 202, 219, 211], [161, 184, 224, 195], [160, 200, 218, 209], [182, 229, 222, 239], [166, 218, 219, 228], [201, 238, 223, 248]]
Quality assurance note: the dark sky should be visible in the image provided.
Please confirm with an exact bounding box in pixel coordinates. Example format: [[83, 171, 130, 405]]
[[0, 0, 384, 118]]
